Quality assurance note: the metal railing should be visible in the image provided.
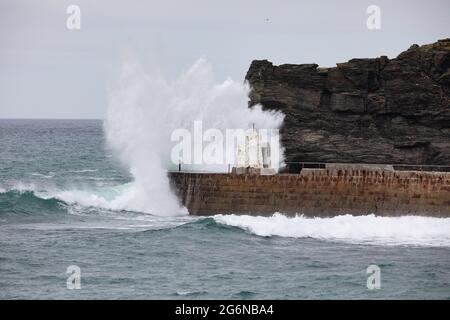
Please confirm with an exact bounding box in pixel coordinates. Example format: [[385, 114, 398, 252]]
[[283, 162, 450, 173], [168, 161, 450, 174], [168, 162, 233, 174]]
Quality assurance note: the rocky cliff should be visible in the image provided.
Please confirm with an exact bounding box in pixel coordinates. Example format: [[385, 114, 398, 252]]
[[245, 39, 450, 165]]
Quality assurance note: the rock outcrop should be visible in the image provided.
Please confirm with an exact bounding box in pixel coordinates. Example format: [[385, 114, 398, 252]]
[[245, 39, 450, 165]]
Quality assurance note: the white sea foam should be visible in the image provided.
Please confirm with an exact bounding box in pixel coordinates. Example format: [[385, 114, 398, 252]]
[[3, 182, 450, 247], [1, 181, 169, 216], [4, 182, 38, 193], [31, 172, 54, 179], [214, 213, 450, 247], [1, 182, 156, 214], [51, 184, 161, 213], [104, 55, 283, 216]]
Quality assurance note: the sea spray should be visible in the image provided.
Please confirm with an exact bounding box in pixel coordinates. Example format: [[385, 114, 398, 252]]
[[105, 56, 283, 215]]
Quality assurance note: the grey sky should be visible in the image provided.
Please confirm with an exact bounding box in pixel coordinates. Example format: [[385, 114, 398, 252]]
[[1, 0, 449, 119]]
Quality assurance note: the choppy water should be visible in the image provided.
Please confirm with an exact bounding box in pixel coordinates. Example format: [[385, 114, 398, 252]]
[[1, 119, 449, 299]]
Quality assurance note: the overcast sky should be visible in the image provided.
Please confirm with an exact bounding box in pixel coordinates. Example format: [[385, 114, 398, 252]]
[[1, 0, 449, 119]]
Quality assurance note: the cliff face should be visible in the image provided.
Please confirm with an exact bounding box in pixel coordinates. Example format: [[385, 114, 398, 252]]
[[245, 39, 450, 165]]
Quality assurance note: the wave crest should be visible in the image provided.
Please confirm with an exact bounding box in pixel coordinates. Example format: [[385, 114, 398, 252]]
[[0, 183, 174, 214], [0, 190, 67, 215], [213, 213, 450, 247]]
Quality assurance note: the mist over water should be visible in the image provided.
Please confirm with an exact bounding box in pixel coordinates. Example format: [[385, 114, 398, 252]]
[[104, 56, 283, 216]]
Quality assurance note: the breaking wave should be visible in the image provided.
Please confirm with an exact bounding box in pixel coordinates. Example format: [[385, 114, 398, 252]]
[[2, 185, 450, 247], [213, 213, 450, 247], [0, 189, 67, 216], [0, 183, 160, 214]]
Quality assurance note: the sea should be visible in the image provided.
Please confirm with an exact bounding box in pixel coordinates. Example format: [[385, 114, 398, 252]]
[[1, 119, 449, 299]]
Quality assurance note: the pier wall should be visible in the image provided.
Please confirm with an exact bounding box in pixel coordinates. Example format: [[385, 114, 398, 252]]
[[168, 169, 450, 217]]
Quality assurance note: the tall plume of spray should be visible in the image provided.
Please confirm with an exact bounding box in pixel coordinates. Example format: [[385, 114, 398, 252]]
[[105, 55, 284, 216]]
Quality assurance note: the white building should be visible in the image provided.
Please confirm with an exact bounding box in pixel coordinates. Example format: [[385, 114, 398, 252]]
[[235, 126, 275, 174]]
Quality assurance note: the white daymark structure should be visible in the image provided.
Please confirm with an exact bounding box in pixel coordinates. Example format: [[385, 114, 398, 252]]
[[235, 125, 275, 174]]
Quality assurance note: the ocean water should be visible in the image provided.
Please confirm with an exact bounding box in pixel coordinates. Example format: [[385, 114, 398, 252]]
[[1, 119, 449, 299]]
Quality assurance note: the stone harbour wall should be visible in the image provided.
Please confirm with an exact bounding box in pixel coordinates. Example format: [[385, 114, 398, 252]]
[[168, 169, 450, 217]]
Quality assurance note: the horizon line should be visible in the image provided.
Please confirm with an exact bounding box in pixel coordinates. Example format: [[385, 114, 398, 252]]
[[0, 117, 104, 120]]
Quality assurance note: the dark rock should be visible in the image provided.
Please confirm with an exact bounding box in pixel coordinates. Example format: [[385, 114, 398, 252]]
[[245, 39, 450, 165]]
